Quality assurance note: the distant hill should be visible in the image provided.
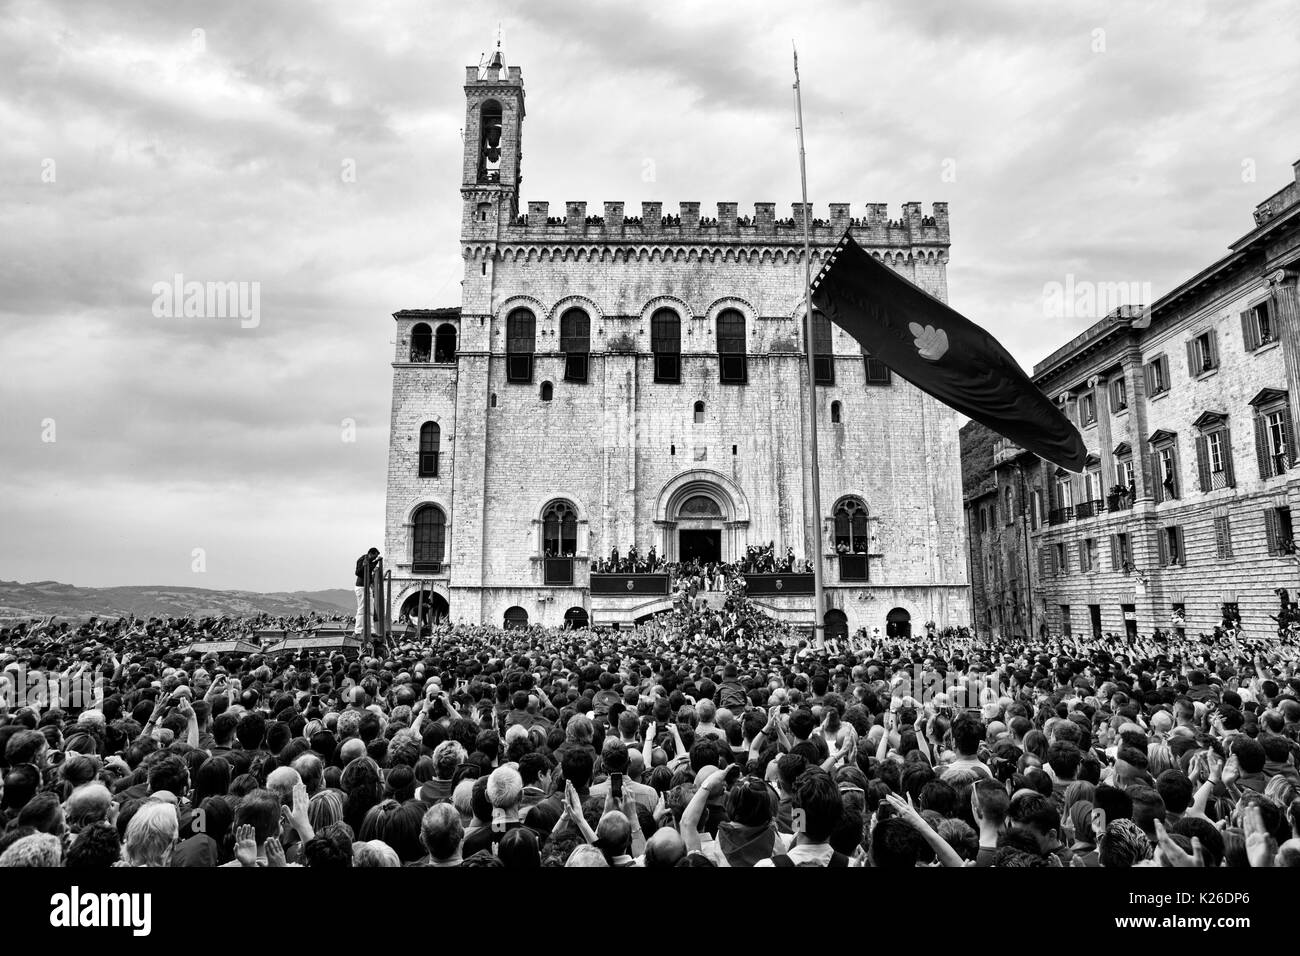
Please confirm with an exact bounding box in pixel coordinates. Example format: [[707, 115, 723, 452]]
[[0, 580, 355, 621]]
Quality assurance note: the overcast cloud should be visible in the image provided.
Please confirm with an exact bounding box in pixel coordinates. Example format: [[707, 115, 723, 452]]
[[1, 0, 1297, 591]]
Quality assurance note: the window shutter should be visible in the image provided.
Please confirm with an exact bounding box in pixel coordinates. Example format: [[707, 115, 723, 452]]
[[1078, 540, 1087, 571], [1266, 507, 1280, 555], [1208, 329, 1219, 369], [1255, 413, 1271, 478], [1186, 338, 1197, 376], [1159, 356, 1169, 389], [1214, 516, 1227, 559], [1222, 426, 1236, 487], [1110, 534, 1121, 570], [1175, 526, 1186, 565], [1241, 310, 1257, 351], [1144, 362, 1154, 393], [1195, 434, 1210, 492], [1038, 547, 1046, 576], [1157, 529, 1169, 566], [1283, 406, 1295, 469], [1170, 446, 1180, 498], [1150, 452, 1163, 504]]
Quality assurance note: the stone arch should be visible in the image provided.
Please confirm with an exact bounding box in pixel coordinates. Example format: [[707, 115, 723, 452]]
[[547, 294, 603, 324], [704, 295, 757, 330], [638, 294, 695, 328], [403, 495, 451, 526], [653, 469, 752, 563], [495, 294, 546, 328]]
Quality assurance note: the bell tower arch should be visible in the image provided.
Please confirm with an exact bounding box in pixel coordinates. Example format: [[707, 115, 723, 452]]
[[462, 41, 525, 235]]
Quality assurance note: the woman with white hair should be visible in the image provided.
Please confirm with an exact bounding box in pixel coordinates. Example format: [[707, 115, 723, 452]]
[[352, 839, 400, 867], [121, 801, 178, 867], [0, 832, 63, 867]]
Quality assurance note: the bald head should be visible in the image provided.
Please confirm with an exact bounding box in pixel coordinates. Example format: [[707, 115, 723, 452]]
[[339, 737, 366, 764], [266, 767, 302, 802], [596, 810, 632, 856], [643, 827, 686, 867]]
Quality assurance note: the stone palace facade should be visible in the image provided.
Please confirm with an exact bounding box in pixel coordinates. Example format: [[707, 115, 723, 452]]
[[383, 51, 969, 633], [963, 158, 1300, 641]]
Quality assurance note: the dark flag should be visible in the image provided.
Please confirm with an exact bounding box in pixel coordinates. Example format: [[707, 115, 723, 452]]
[[811, 231, 1087, 472]]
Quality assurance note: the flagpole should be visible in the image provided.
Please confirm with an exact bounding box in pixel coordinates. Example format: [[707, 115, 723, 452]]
[[793, 43, 826, 648]]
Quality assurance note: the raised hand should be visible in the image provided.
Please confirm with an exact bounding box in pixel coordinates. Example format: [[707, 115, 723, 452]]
[[1154, 819, 1204, 868], [264, 838, 287, 868], [1242, 805, 1276, 867], [234, 824, 259, 867]]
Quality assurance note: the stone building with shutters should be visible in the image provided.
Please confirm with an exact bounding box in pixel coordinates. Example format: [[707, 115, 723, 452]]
[[381, 49, 969, 633], [962, 158, 1300, 640]]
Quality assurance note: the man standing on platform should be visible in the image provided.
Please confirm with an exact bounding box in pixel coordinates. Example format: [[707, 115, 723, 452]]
[[353, 547, 381, 636]]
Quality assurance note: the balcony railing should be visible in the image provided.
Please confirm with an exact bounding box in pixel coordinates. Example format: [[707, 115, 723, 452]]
[[838, 554, 869, 581], [1208, 469, 1233, 491], [590, 573, 669, 595], [1107, 493, 1134, 511], [1073, 499, 1106, 519], [744, 573, 815, 595], [1048, 506, 1074, 525], [543, 557, 574, 586]]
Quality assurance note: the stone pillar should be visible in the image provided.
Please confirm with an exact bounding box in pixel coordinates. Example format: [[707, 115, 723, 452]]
[[1268, 267, 1300, 451]]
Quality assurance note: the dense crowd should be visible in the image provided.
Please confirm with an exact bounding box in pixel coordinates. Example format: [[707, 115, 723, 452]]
[[1, 595, 1299, 870], [590, 542, 812, 577]]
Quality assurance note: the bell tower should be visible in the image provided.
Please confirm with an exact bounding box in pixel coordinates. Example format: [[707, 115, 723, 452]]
[[462, 41, 524, 235]]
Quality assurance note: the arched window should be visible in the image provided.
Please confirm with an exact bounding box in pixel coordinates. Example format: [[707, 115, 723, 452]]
[[503, 606, 529, 629], [834, 498, 869, 553], [693, 401, 705, 423], [812, 311, 834, 385], [478, 100, 503, 183], [824, 609, 849, 641], [830, 400, 842, 424], [409, 323, 432, 363], [418, 422, 440, 477], [542, 500, 578, 556], [411, 504, 446, 573], [652, 308, 681, 384], [476, 202, 491, 223], [490, 392, 497, 408], [886, 607, 912, 639], [540, 381, 553, 401], [560, 308, 590, 383], [717, 309, 747, 384], [434, 324, 457, 363], [506, 308, 535, 383], [564, 606, 589, 630]]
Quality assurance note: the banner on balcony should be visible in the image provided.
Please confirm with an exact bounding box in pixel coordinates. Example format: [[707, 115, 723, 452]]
[[811, 232, 1087, 472]]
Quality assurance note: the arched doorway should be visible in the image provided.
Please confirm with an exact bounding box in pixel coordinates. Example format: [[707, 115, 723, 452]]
[[886, 607, 912, 639], [824, 609, 848, 642], [564, 606, 589, 630], [399, 590, 448, 635], [654, 469, 751, 565], [503, 606, 529, 630], [677, 494, 723, 563]]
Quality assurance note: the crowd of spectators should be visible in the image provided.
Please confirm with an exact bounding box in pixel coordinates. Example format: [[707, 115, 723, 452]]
[[1, 598, 1298, 870]]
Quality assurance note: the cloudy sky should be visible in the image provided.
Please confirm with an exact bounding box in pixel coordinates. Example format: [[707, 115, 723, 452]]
[[1, 0, 1297, 592]]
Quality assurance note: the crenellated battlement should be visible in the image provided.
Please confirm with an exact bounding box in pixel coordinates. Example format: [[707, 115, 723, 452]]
[[478, 201, 949, 246]]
